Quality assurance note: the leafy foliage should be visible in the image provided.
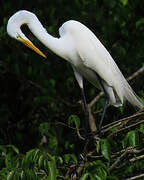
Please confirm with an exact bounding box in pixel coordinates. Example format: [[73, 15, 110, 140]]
[[0, 0, 144, 179]]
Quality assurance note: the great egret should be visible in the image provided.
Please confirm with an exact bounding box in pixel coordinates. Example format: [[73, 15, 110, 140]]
[[7, 10, 143, 133]]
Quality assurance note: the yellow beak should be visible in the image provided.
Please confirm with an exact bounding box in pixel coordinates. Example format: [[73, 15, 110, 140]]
[[17, 36, 47, 58]]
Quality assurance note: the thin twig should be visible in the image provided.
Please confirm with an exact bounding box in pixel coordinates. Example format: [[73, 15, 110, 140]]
[[54, 121, 78, 130], [129, 154, 144, 162], [109, 147, 142, 172], [108, 119, 144, 137], [102, 111, 144, 130], [124, 173, 144, 180], [110, 147, 130, 171], [71, 151, 94, 180], [127, 66, 144, 81], [90, 147, 144, 160], [54, 121, 85, 140], [70, 146, 144, 179], [88, 92, 104, 108], [88, 105, 97, 131]]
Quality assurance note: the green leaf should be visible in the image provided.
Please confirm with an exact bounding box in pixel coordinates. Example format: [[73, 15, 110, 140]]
[[79, 173, 90, 180], [64, 154, 77, 164], [22, 169, 37, 180], [127, 130, 139, 147], [101, 139, 111, 161], [7, 171, 15, 180], [138, 124, 144, 134], [0, 145, 7, 153], [38, 155, 44, 168], [49, 78, 56, 88], [33, 149, 40, 162], [5, 153, 12, 168], [136, 18, 144, 28], [96, 138, 101, 153], [39, 122, 50, 136], [48, 160, 57, 180], [28, 66, 32, 76], [23, 149, 36, 167], [68, 115, 80, 128], [56, 156, 63, 165], [94, 167, 107, 180], [6, 145, 19, 154], [120, 0, 128, 6], [43, 159, 49, 174], [85, 160, 108, 180], [122, 134, 129, 148], [122, 130, 139, 148]]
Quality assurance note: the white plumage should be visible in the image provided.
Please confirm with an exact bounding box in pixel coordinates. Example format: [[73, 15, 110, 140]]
[[7, 10, 143, 109]]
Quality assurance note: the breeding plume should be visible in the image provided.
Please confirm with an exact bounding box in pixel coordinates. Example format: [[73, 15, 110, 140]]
[[7, 10, 143, 131]]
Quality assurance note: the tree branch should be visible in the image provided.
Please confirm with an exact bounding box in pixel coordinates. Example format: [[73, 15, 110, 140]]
[[102, 111, 144, 131], [70, 151, 94, 180], [124, 173, 144, 180], [110, 147, 144, 172], [129, 154, 144, 162]]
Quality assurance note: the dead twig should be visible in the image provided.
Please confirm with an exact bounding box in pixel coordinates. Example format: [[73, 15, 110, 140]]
[[88, 104, 97, 131], [129, 154, 144, 162], [88, 91, 104, 109], [71, 151, 94, 180], [102, 111, 144, 131], [108, 119, 144, 137], [127, 66, 144, 81], [69, 146, 144, 179], [124, 173, 144, 180], [90, 147, 144, 160], [110, 147, 130, 171], [109, 147, 143, 172]]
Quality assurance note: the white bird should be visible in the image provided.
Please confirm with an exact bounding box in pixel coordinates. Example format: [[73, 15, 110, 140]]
[[7, 10, 143, 131]]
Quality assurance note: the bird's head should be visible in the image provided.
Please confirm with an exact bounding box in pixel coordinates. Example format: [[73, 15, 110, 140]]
[[7, 10, 46, 58]]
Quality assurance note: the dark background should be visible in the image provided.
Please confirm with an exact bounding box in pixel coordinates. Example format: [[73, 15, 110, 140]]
[[0, 0, 144, 179]]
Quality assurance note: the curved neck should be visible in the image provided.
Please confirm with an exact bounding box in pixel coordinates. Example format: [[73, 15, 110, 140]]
[[26, 15, 67, 59]]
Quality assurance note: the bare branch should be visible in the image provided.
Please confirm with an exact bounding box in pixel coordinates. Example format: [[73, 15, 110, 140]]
[[88, 92, 104, 108], [102, 111, 144, 131], [110, 147, 144, 172], [127, 66, 144, 81], [88, 105, 97, 131], [71, 151, 94, 180], [129, 154, 144, 162], [110, 148, 129, 171], [90, 147, 144, 160], [108, 119, 144, 137], [124, 173, 144, 180]]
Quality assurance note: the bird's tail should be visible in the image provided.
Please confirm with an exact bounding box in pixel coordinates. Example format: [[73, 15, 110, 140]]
[[112, 67, 144, 109], [123, 83, 144, 109]]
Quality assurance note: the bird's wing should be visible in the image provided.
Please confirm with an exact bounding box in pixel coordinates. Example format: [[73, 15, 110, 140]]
[[75, 31, 144, 109], [76, 32, 121, 87]]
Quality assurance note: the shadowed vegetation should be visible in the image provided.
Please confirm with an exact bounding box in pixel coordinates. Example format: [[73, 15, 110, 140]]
[[0, 0, 144, 179]]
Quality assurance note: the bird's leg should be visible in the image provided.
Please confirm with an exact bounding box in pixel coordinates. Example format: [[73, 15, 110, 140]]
[[72, 68, 90, 137], [70, 88, 89, 178], [98, 97, 109, 131], [96, 74, 109, 132], [80, 87, 90, 158], [71, 69, 90, 177], [80, 87, 90, 163], [80, 87, 89, 136]]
